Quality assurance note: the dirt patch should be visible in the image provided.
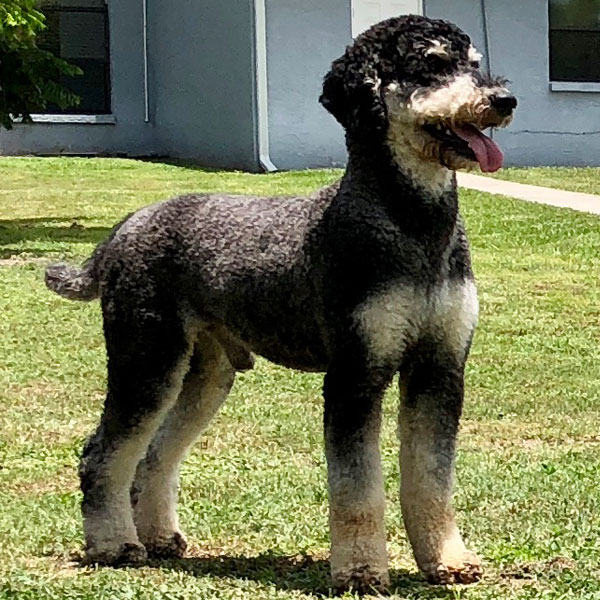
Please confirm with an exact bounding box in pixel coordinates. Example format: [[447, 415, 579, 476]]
[[531, 281, 586, 295], [461, 420, 600, 451], [5, 473, 79, 497], [21, 554, 81, 577], [6, 380, 64, 397], [0, 256, 48, 267], [185, 541, 330, 563], [501, 556, 577, 580]]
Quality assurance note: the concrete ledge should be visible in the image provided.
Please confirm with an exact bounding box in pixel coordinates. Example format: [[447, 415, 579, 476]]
[[550, 82, 600, 93], [26, 114, 117, 125]]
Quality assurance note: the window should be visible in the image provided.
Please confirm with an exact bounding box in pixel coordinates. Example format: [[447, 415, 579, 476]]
[[549, 0, 600, 82], [38, 0, 111, 113], [351, 1, 423, 37]]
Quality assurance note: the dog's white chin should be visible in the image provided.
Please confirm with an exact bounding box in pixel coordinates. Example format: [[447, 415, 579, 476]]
[[386, 132, 453, 195]]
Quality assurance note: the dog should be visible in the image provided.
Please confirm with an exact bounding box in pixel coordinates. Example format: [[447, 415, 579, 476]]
[[45, 15, 516, 592]]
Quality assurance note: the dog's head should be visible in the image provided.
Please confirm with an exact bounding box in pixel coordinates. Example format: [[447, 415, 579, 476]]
[[320, 15, 516, 174]]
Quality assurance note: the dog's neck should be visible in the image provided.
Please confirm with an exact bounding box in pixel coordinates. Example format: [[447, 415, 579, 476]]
[[343, 135, 457, 205], [385, 122, 454, 197], [340, 135, 459, 245]]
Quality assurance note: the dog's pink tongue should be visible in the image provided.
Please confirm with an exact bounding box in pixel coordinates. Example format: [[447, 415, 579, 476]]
[[452, 124, 504, 173]]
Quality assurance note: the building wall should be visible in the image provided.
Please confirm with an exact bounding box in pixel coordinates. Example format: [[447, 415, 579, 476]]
[[0, 1, 157, 156], [265, 0, 352, 170], [5, 0, 600, 168], [148, 0, 259, 170], [0, 0, 259, 170], [425, 0, 600, 166]]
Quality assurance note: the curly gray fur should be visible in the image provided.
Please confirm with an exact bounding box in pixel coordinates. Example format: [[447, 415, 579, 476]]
[[45, 262, 99, 301]]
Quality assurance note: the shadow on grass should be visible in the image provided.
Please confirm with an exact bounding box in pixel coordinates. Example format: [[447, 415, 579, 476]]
[[0, 217, 111, 258], [143, 157, 243, 174], [143, 157, 338, 177], [150, 552, 455, 598]]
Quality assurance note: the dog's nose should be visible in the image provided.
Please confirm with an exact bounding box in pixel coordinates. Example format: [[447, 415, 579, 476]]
[[490, 94, 517, 116]]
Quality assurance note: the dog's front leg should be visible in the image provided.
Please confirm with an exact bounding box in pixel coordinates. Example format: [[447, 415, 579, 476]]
[[399, 357, 482, 584], [323, 357, 392, 593]]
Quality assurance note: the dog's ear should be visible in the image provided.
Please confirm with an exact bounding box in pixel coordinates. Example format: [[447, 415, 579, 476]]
[[320, 51, 387, 137], [319, 58, 348, 126]]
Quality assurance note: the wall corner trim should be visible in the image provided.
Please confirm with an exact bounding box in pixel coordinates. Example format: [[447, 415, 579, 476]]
[[253, 0, 278, 172]]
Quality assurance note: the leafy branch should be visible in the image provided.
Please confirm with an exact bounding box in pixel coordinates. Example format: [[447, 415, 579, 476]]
[[0, 0, 81, 129]]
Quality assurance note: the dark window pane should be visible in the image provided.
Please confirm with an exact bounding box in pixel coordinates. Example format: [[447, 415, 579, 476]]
[[59, 12, 107, 60], [550, 29, 600, 81], [39, 10, 60, 54], [549, 0, 600, 30], [60, 59, 109, 112], [43, 0, 106, 9], [37, 2, 110, 114]]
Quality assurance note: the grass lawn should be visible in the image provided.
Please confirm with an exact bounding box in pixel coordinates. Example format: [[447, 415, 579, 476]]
[[2, 157, 600, 599], [488, 166, 600, 195]]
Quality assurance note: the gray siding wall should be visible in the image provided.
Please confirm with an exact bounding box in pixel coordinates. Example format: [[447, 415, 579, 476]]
[[0, 1, 156, 156], [0, 0, 259, 170], [425, 0, 600, 166], [265, 0, 352, 170], [6, 0, 599, 168], [149, 0, 259, 170]]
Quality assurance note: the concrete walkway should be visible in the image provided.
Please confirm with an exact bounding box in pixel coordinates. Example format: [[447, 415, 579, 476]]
[[457, 172, 600, 215]]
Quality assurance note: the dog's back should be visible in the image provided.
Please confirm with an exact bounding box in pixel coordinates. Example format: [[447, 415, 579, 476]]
[[47, 185, 340, 370]]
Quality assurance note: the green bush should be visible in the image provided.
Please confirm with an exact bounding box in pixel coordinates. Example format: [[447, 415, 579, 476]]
[[0, 0, 81, 129]]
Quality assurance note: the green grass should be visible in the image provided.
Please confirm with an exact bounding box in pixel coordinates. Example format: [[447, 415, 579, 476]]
[[2, 157, 600, 599], [488, 166, 600, 195]]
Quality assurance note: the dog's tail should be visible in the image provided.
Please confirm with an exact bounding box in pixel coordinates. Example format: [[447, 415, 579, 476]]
[[45, 212, 135, 301], [45, 260, 100, 301]]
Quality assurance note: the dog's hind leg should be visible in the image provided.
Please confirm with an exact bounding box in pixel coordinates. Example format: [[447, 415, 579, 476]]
[[323, 350, 393, 593], [79, 298, 194, 567], [131, 330, 235, 558], [399, 352, 482, 584]]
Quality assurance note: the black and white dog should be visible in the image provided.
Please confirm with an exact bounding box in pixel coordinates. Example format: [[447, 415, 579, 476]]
[[46, 15, 516, 592]]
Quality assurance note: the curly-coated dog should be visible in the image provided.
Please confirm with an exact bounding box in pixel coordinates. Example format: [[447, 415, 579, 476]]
[[46, 15, 516, 592]]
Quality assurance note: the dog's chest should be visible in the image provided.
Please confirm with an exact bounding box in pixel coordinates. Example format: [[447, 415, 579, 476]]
[[355, 279, 478, 364]]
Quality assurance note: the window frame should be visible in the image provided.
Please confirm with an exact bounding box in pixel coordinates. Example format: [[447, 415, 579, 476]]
[[38, 0, 112, 116], [548, 0, 600, 86]]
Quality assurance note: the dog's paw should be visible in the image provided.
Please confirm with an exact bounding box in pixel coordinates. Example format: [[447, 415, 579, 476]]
[[425, 549, 482, 585], [81, 542, 147, 567], [332, 564, 390, 595], [144, 531, 188, 559]]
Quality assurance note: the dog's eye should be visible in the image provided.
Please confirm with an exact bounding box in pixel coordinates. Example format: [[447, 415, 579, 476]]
[[426, 53, 452, 70], [470, 60, 481, 69]]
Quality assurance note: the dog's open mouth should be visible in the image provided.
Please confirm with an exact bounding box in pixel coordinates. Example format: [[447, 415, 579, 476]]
[[423, 123, 504, 173]]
